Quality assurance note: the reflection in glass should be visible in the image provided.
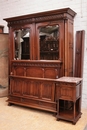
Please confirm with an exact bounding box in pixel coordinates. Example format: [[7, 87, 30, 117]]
[[14, 28, 30, 60], [39, 25, 59, 60]]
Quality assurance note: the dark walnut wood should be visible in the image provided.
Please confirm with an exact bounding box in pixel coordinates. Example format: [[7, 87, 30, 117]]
[[4, 8, 76, 113], [56, 77, 82, 124], [74, 30, 85, 77]]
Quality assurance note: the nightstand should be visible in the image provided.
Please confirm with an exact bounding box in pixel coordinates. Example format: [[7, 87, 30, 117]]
[[56, 77, 82, 124]]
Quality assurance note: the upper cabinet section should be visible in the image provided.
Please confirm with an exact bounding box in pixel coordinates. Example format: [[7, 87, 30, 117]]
[[4, 8, 76, 76]]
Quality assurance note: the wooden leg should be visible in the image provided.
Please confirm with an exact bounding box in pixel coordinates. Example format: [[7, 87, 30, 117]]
[[53, 112, 57, 117], [8, 102, 13, 106], [56, 118, 60, 121], [72, 121, 76, 125]]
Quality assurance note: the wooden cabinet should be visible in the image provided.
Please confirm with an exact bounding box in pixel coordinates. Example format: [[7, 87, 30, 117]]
[[56, 77, 82, 124], [4, 8, 76, 112]]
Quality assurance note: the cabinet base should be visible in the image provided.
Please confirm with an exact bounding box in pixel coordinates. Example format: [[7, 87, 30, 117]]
[[7, 98, 57, 113]]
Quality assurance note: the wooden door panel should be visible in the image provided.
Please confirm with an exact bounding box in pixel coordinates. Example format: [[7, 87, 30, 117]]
[[10, 78, 22, 96], [44, 68, 58, 79], [23, 80, 40, 98], [26, 67, 43, 78], [23, 81, 32, 96], [41, 82, 55, 101], [14, 67, 24, 76]]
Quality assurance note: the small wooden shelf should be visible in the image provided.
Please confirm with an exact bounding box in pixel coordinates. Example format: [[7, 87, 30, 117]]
[[58, 100, 81, 118], [58, 111, 80, 120]]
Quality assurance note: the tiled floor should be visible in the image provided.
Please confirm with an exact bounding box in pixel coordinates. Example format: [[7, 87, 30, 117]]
[[0, 97, 87, 130]]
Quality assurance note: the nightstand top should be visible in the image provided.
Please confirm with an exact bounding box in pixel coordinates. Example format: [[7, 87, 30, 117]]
[[57, 77, 82, 84]]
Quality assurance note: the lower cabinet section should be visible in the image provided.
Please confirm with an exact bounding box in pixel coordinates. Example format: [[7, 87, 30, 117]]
[[8, 76, 82, 124], [10, 76, 55, 102], [8, 60, 62, 113], [8, 76, 57, 112]]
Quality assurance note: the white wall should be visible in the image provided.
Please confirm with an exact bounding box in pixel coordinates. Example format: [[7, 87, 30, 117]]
[[0, 0, 87, 108]]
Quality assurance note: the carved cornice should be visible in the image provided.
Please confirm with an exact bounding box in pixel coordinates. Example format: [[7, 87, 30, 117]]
[[35, 14, 64, 22], [12, 62, 61, 68], [8, 18, 32, 27], [8, 14, 65, 27], [4, 8, 76, 27]]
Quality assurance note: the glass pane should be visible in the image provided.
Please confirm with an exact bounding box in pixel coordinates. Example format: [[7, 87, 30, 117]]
[[14, 28, 30, 60], [39, 25, 59, 60]]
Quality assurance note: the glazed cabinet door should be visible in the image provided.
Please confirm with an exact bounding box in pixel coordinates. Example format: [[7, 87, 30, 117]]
[[9, 24, 34, 63], [35, 20, 64, 62]]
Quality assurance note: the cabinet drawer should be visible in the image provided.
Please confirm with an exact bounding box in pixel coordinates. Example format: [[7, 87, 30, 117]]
[[8, 96, 56, 112], [58, 83, 74, 100], [57, 82, 81, 100], [59, 86, 73, 100], [38, 101, 56, 110], [22, 98, 56, 111]]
